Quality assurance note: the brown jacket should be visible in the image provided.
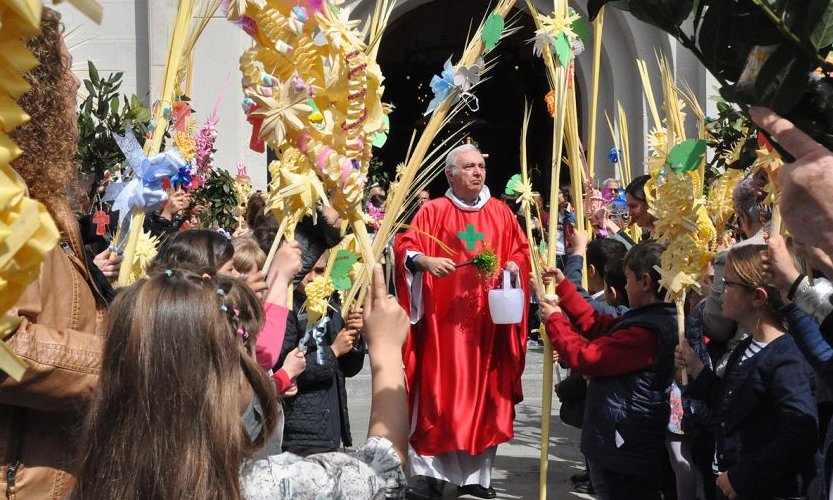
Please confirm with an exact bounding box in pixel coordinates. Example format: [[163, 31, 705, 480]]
[[0, 243, 105, 499]]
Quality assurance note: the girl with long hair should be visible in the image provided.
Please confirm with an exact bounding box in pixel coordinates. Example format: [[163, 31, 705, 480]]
[[676, 244, 819, 499], [71, 266, 408, 499]]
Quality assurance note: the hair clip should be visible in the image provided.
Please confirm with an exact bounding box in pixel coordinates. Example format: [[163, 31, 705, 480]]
[[237, 327, 250, 342], [164, 269, 174, 277]]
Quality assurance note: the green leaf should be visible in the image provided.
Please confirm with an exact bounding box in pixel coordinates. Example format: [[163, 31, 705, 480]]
[[809, 0, 833, 49], [554, 33, 572, 67], [666, 139, 706, 172], [481, 13, 504, 52], [88, 60, 100, 85], [110, 95, 120, 115], [572, 18, 591, 42]]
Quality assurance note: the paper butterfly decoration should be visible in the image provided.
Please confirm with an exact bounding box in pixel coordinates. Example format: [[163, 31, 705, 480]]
[[454, 58, 483, 94], [331, 249, 359, 291]]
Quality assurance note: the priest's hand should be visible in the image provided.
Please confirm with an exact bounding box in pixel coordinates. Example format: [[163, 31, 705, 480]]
[[504, 261, 520, 279], [415, 256, 457, 278]]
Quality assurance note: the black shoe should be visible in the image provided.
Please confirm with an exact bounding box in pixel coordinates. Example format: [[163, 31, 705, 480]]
[[570, 470, 590, 484], [573, 480, 596, 494], [457, 484, 496, 499], [406, 476, 449, 499]]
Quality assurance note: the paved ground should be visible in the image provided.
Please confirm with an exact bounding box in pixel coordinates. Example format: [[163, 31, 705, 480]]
[[346, 343, 598, 499]]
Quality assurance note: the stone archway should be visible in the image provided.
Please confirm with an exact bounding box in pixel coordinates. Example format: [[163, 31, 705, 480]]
[[350, 0, 710, 198], [368, 0, 573, 200]]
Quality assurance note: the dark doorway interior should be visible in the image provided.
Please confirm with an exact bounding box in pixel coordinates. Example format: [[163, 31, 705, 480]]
[[376, 0, 580, 206]]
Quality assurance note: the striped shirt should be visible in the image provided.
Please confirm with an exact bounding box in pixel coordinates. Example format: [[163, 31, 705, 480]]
[[740, 339, 769, 363]]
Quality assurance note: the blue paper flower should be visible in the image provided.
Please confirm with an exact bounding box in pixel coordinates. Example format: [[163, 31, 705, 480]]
[[424, 58, 458, 116], [170, 166, 193, 188], [608, 147, 621, 164]]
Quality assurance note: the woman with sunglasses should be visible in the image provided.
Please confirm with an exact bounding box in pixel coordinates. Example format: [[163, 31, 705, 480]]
[[676, 244, 819, 500]]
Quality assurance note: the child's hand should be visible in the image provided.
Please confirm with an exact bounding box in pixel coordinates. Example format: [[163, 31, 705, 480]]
[[540, 266, 565, 287], [244, 272, 268, 299], [271, 241, 303, 284], [570, 228, 589, 255], [282, 382, 298, 397], [538, 295, 561, 321], [332, 328, 359, 357], [345, 307, 364, 331], [363, 264, 409, 350], [674, 340, 704, 380], [282, 347, 307, 379]]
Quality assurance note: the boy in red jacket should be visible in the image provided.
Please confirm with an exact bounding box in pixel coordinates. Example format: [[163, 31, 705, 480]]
[[538, 241, 677, 500]]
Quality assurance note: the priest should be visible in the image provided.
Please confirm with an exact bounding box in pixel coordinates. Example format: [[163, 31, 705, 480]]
[[394, 144, 530, 499]]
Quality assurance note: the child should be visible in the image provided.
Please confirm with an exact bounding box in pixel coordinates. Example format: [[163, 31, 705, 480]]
[[677, 245, 818, 499], [562, 228, 628, 315], [151, 230, 304, 394], [603, 258, 629, 309], [71, 266, 409, 499], [277, 250, 366, 455], [538, 241, 677, 499], [232, 235, 267, 278]]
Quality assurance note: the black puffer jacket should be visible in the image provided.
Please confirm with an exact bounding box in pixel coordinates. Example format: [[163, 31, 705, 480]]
[[276, 296, 365, 454]]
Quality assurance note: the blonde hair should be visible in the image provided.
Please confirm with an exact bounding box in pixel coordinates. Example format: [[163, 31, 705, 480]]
[[726, 244, 786, 324], [232, 236, 266, 274]]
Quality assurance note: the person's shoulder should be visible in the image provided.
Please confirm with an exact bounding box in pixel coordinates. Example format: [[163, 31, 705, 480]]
[[420, 197, 452, 213]]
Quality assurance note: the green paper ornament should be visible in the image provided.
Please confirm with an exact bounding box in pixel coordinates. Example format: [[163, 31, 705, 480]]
[[666, 139, 707, 172], [572, 18, 591, 42], [330, 249, 358, 291], [372, 115, 390, 148], [554, 33, 572, 67], [505, 173, 523, 195], [481, 13, 504, 52]]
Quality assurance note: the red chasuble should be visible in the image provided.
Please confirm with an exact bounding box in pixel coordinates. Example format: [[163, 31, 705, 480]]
[[394, 195, 530, 456]]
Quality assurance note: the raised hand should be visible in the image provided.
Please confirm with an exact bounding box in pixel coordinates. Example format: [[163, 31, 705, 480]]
[[363, 265, 409, 349], [750, 107, 833, 259]]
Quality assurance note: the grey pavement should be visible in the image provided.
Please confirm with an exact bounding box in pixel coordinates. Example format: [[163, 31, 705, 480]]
[[346, 344, 597, 499]]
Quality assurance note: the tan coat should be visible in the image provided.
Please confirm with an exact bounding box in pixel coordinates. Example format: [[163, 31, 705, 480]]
[[0, 243, 105, 499]]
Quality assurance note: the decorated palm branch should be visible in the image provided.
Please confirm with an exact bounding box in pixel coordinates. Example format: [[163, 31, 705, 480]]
[[226, 1, 395, 290], [639, 56, 716, 384], [114, 0, 220, 286], [339, 0, 521, 314], [526, 0, 592, 496]]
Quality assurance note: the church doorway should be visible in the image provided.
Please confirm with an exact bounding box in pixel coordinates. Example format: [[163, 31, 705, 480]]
[[376, 0, 581, 205]]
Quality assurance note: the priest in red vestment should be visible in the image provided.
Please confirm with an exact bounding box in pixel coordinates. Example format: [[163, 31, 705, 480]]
[[394, 144, 530, 499]]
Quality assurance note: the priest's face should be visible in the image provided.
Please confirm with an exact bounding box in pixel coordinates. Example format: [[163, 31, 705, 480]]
[[447, 150, 486, 202]]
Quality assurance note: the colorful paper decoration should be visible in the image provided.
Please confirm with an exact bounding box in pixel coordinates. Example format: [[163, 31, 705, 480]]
[[481, 13, 505, 52]]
